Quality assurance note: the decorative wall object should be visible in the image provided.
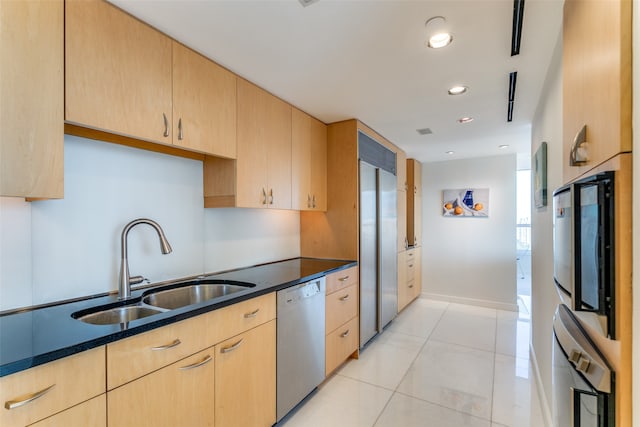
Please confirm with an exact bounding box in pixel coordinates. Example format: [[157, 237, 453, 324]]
[[533, 142, 548, 207], [442, 188, 489, 217]]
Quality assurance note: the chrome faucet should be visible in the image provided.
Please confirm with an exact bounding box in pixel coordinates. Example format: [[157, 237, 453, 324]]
[[118, 218, 172, 300]]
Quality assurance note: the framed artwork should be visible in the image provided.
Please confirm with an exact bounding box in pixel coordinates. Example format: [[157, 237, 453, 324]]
[[534, 142, 548, 207], [442, 188, 489, 217]]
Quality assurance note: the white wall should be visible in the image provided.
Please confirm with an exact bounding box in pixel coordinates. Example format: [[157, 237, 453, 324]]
[[529, 32, 563, 425], [421, 154, 517, 310], [0, 135, 300, 311]]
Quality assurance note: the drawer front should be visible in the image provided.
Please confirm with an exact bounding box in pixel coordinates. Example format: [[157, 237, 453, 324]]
[[206, 293, 276, 345], [406, 259, 416, 282], [107, 314, 209, 390], [325, 283, 358, 333], [31, 394, 106, 427], [0, 347, 105, 427], [326, 266, 358, 295], [325, 316, 359, 376]]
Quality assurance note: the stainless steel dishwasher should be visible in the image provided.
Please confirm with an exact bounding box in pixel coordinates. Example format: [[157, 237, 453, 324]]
[[277, 277, 326, 422]]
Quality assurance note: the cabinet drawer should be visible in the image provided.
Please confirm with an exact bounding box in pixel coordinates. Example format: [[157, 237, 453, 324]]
[[326, 283, 358, 333], [31, 394, 106, 427], [407, 259, 416, 282], [326, 266, 358, 295], [206, 293, 276, 345], [107, 314, 210, 390], [325, 316, 359, 376], [0, 347, 105, 427], [108, 347, 215, 427]]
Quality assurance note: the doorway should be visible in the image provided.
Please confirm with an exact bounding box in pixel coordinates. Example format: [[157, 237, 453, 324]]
[[516, 169, 532, 314]]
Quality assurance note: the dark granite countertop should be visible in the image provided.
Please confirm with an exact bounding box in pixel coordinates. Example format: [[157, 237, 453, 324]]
[[0, 257, 356, 377]]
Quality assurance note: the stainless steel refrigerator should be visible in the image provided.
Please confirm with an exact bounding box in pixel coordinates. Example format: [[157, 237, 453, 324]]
[[359, 155, 398, 348]]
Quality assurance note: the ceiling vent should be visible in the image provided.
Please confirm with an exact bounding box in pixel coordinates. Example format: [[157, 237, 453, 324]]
[[416, 128, 433, 136], [298, 0, 320, 7]]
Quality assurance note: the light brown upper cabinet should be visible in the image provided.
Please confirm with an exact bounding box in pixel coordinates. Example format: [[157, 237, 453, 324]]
[[204, 80, 291, 209], [172, 42, 236, 158], [562, 0, 631, 183], [396, 149, 407, 192], [0, 0, 64, 198], [407, 159, 422, 247], [292, 108, 327, 211], [65, 0, 236, 159]]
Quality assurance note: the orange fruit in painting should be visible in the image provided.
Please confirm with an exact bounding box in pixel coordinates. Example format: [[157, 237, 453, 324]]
[[444, 203, 453, 210], [453, 206, 464, 215], [474, 203, 484, 211]]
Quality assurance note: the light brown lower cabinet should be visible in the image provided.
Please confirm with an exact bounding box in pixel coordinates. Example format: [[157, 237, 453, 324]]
[[107, 348, 215, 427], [215, 320, 276, 427], [31, 395, 106, 427], [325, 316, 359, 375], [398, 247, 422, 312]]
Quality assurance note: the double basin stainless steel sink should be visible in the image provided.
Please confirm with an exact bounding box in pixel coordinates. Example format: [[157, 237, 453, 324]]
[[72, 280, 255, 325]]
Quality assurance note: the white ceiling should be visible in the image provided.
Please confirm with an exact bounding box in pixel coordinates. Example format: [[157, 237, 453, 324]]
[[110, 0, 563, 164]]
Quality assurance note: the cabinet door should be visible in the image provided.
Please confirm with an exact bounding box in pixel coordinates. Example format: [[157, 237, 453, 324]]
[[396, 150, 407, 192], [413, 246, 422, 297], [31, 395, 105, 427], [236, 80, 271, 208], [562, 0, 631, 182], [309, 116, 327, 211], [397, 189, 407, 251], [65, 0, 172, 145], [397, 251, 409, 312], [172, 42, 237, 158], [215, 320, 276, 427], [292, 108, 312, 209], [0, 0, 63, 198], [266, 99, 292, 210], [107, 349, 215, 427]]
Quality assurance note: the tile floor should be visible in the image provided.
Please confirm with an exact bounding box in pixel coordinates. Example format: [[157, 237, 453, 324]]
[[281, 297, 545, 427]]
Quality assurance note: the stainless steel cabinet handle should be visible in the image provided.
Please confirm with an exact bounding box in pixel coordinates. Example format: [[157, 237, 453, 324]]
[[340, 329, 350, 338], [339, 294, 350, 301], [269, 189, 274, 205], [179, 355, 212, 370], [338, 276, 350, 282], [162, 113, 170, 137], [177, 118, 183, 141], [151, 338, 181, 351], [408, 264, 414, 268], [312, 194, 316, 208], [221, 338, 244, 353], [408, 284, 414, 289], [5, 384, 56, 410], [307, 194, 312, 208], [244, 308, 260, 318], [262, 188, 267, 205]]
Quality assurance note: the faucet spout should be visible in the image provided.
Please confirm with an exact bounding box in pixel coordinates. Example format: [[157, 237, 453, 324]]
[[118, 218, 172, 300]]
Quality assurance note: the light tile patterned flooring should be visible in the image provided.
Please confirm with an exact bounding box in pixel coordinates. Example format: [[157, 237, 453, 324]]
[[281, 298, 544, 427]]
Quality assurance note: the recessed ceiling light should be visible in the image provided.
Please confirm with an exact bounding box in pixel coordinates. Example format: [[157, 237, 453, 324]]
[[457, 117, 474, 124], [448, 85, 468, 95], [428, 33, 453, 49], [446, 151, 455, 155], [499, 144, 509, 149], [425, 16, 452, 49]]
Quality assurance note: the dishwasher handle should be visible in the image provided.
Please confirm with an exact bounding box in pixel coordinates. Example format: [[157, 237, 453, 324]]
[[278, 279, 325, 305]]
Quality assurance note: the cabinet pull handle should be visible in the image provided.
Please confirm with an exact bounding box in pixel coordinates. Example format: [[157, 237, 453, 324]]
[[408, 284, 414, 289], [262, 188, 267, 205], [340, 329, 350, 338], [338, 276, 349, 282], [307, 194, 312, 208], [404, 237, 408, 249], [339, 294, 350, 301], [221, 338, 244, 353], [244, 308, 260, 318], [269, 189, 274, 205], [312, 194, 316, 208], [162, 113, 170, 137], [408, 264, 414, 268], [179, 355, 212, 370], [151, 338, 181, 351], [177, 118, 184, 141], [569, 125, 588, 166], [5, 384, 56, 410]]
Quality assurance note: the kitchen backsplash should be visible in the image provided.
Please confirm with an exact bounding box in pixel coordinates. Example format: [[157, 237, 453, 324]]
[[0, 135, 300, 312]]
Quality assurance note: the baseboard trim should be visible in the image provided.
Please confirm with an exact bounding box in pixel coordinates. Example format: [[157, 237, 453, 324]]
[[421, 292, 519, 312], [530, 344, 553, 427]]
